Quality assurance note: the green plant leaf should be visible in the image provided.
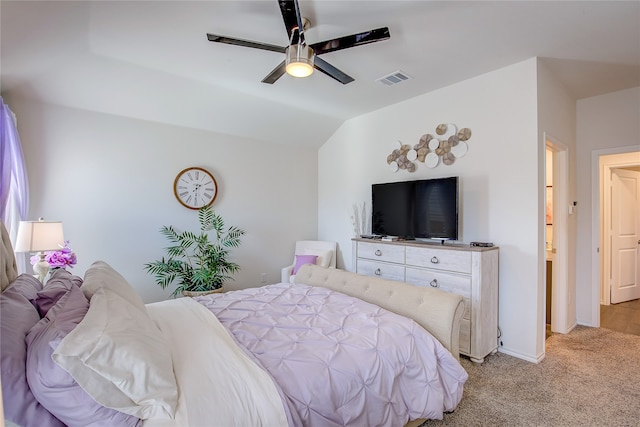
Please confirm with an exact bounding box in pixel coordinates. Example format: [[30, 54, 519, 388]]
[[144, 206, 245, 295]]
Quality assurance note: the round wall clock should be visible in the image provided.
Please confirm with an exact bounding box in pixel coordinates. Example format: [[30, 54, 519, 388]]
[[173, 167, 218, 210]]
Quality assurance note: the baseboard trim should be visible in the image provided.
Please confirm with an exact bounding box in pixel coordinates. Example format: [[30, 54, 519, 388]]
[[497, 347, 543, 363]]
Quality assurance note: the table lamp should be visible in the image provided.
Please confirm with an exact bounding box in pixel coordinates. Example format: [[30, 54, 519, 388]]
[[15, 218, 65, 283]]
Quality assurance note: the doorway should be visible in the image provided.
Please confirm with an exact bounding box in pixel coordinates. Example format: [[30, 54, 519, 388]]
[[598, 151, 640, 308], [545, 135, 570, 335], [545, 147, 553, 338]]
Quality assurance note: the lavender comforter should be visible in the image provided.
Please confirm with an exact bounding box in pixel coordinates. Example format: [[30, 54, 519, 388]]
[[196, 283, 467, 426]]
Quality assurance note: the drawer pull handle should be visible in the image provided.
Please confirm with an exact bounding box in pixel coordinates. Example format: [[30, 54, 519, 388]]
[[430, 256, 439, 264], [375, 250, 382, 256], [430, 279, 439, 288], [374, 268, 381, 276]]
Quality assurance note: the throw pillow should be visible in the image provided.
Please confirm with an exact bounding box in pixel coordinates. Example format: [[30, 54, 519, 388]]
[[25, 285, 140, 427], [35, 268, 83, 317], [80, 260, 146, 312], [1, 275, 64, 427], [292, 255, 318, 275], [53, 286, 178, 420]]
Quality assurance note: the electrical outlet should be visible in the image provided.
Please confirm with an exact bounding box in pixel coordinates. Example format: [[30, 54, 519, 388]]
[[260, 273, 267, 285]]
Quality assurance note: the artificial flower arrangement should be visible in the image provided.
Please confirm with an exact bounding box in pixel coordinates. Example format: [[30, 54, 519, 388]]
[[31, 240, 77, 269]]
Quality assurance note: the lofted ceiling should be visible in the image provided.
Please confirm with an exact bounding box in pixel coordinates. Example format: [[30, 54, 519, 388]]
[[2, 1, 639, 148]]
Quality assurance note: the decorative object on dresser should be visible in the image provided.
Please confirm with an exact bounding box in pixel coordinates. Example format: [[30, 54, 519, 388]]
[[352, 238, 499, 363], [14, 218, 65, 283], [173, 166, 218, 210], [144, 205, 245, 297], [349, 201, 371, 237], [386, 123, 472, 172]]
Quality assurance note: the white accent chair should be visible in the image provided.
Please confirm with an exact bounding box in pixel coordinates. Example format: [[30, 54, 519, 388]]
[[281, 240, 337, 283]]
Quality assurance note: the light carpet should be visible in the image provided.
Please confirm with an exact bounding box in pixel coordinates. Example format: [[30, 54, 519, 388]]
[[422, 326, 640, 426]]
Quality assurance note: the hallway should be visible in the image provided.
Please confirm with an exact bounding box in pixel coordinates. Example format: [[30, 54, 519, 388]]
[[600, 298, 640, 336]]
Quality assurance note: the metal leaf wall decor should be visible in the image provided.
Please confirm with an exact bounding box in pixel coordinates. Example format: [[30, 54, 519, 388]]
[[386, 123, 472, 172]]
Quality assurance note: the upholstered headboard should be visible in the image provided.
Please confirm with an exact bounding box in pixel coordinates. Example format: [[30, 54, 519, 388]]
[[1, 221, 19, 291], [294, 264, 464, 359]]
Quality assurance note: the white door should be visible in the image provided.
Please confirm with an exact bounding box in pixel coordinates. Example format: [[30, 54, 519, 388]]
[[610, 168, 640, 304]]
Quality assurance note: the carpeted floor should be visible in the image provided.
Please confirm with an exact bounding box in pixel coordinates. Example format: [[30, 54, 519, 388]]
[[421, 326, 640, 426]]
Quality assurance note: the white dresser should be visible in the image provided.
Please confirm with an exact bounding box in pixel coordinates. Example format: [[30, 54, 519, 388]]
[[352, 238, 499, 363]]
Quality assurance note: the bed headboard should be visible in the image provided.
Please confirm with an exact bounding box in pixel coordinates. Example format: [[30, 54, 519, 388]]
[[294, 264, 464, 359], [1, 221, 19, 291]]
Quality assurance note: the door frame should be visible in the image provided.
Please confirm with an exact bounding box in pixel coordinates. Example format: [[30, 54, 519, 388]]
[[596, 149, 640, 309], [545, 134, 570, 334], [609, 167, 640, 304]]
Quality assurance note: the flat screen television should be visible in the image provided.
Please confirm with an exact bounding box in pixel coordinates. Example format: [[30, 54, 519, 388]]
[[371, 176, 459, 241]]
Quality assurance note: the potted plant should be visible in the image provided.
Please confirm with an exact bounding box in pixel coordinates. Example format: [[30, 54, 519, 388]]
[[144, 206, 246, 297]]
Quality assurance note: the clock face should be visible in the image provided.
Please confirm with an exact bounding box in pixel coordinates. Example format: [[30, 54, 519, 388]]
[[173, 167, 218, 210]]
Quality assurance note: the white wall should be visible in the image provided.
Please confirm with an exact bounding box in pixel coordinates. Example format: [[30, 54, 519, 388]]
[[536, 60, 578, 350], [575, 87, 640, 325], [4, 96, 319, 303], [318, 59, 543, 361]]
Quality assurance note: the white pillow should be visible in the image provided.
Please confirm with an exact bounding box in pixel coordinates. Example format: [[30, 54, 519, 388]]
[[53, 287, 178, 420], [81, 261, 146, 311]]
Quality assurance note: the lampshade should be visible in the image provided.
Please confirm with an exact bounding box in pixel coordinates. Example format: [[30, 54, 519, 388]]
[[15, 219, 64, 252], [285, 44, 314, 78]]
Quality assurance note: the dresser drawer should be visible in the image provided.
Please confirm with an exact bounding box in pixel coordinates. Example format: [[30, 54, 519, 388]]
[[405, 246, 471, 274], [405, 267, 471, 319], [357, 241, 405, 264], [356, 259, 405, 282]]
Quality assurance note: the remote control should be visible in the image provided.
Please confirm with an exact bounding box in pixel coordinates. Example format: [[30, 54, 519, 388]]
[[470, 242, 494, 247]]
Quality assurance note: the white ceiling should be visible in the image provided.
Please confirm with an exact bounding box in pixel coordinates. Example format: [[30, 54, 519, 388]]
[[2, 1, 639, 147]]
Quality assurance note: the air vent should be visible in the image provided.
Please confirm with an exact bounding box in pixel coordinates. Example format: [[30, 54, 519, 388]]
[[376, 70, 412, 86]]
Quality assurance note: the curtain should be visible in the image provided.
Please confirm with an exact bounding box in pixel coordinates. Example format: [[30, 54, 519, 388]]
[[0, 97, 29, 245]]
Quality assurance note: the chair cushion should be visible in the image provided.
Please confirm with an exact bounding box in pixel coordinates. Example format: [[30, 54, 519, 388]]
[[315, 250, 333, 268]]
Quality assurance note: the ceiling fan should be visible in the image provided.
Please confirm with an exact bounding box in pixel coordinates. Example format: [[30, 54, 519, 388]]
[[206, 0, 390, 84]]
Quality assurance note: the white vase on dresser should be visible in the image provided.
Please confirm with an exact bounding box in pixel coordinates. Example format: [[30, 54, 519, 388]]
[[352, 238, 499, 363]]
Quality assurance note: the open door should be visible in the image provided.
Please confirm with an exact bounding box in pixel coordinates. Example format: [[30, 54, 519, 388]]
[[545, 136, 570, 334], [610, 168, 640, 304]]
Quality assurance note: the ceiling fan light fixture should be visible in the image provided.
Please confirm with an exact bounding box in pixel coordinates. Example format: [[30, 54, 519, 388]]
[[285, 44, 315, 78]]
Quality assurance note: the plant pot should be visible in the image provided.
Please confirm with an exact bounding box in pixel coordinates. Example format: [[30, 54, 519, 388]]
[[182, 287, 225, 297]]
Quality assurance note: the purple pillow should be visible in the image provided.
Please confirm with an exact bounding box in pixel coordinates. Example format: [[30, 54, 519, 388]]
[[25, 285, 141, 427], [0, 275, 64, 427], [4, 273, 42, 308], [292, 254, 318, 275], [35, 268, 83, 317]]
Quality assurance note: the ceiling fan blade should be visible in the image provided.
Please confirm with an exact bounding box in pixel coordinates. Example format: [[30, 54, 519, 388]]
[[311, 27, 390, 55], [206, 33, 286, 54], [278, 0, 299, 43], [314, 57, 354, 85], [261, 60, 287, 84]]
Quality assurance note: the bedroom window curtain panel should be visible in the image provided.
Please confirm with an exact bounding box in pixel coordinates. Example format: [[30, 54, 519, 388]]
[[0, 97, 29, 244]]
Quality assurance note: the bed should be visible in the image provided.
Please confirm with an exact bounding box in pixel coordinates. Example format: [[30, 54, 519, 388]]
[[1, 222, 467, 427]]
